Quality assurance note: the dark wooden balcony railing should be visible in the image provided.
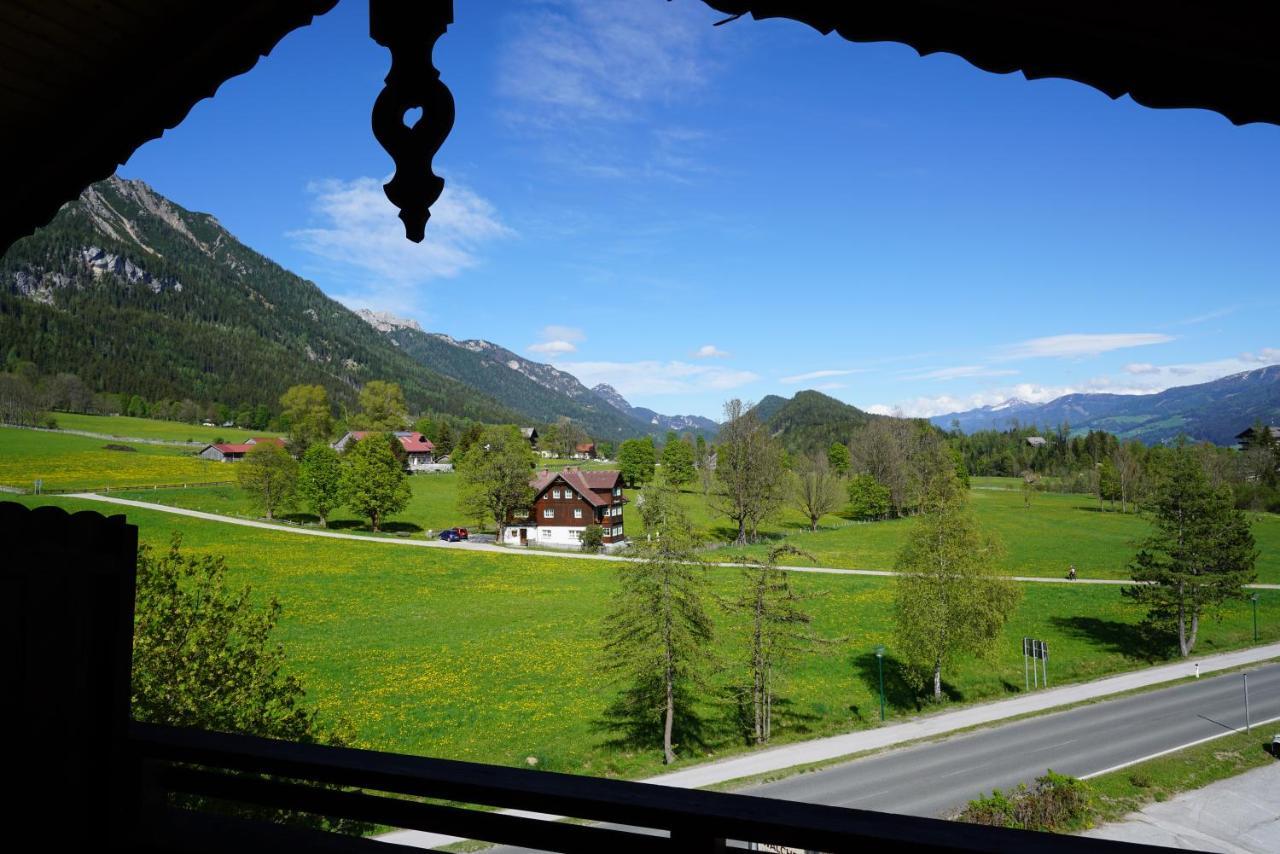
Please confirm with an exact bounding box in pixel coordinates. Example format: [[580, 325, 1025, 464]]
[[4, 501, 1177, 853]]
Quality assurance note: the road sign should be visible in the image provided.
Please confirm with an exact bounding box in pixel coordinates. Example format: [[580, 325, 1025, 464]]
[[1022, 638, 1049, 689]]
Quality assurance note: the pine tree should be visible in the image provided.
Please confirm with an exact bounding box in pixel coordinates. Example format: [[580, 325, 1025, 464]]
[[1124, 445, 1257, 657]]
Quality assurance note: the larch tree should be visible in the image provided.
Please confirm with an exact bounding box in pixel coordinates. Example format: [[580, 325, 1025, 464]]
[[296, 443, 346, 527], [790, 452, 845, 531], [340, 432, 410, 531], [722, 545, 835, 744], [454, 425, 536, 539], [600, 482, 712, 764], [236, 441, 298, 520], [1124, 445, 1257, 657], [893, 450, 1021, 701]]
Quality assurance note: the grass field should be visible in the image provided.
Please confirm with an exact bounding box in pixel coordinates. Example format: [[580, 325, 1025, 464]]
[[0, 427, 230, 491], [9, 493, 1279, 781], [111, 472, 1280, 583], [48, 412, 282, 444]]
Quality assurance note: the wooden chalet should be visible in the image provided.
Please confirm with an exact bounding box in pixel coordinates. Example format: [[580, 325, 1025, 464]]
[[505, 467, 625, 548]]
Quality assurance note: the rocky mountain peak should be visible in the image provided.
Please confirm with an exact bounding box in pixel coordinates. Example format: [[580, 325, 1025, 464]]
[[357, 308, 423, 334], [591, 383, 632, 413]]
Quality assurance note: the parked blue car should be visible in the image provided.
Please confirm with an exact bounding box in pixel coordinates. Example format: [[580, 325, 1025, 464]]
[[438, 529, 463, 542]]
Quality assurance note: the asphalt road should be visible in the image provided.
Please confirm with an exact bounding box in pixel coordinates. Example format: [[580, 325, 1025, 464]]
[[484, 664, 1280, 852], [745, 662, 1280, 818]]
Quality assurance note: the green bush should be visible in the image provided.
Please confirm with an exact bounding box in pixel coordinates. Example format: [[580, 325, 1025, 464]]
[[580, 524, 605, 554], [957, 771, 1093, 832]]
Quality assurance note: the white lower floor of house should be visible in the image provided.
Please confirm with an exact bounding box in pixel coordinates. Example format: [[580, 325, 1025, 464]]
[[502, 524, 625, 548]]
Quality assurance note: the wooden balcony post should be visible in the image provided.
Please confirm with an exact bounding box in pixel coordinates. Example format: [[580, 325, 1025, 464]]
[[2, 502, 138, 846]]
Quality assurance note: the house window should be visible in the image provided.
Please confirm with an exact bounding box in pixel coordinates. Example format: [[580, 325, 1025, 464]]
[[543, 508, 554, 519], [565, 490, 574, 500], [552, 488, 561, 499], [541, 529, 551, 539], [568, 530, 580, 540], [573, 508, 583, 519], [613, 487, 621, 496]]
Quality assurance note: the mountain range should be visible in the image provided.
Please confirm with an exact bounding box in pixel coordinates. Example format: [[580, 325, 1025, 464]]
[[930, 366, 1280, 445], [0, 176, 714, 438]]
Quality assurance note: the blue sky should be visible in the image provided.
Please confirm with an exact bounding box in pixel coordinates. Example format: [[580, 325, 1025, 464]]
[[121, 0, 1280, 420]]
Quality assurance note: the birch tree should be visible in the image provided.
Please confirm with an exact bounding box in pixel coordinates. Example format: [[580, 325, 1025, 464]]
[[893, 459, 1020, 701]]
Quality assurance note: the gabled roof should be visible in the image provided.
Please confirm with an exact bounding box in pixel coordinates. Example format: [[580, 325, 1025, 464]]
[[207, 443, 252, 454], [343, 430, 435, 453], [530, 468, 622, 508], [575, 443, 595, 452], [247, 436, 286, 446]]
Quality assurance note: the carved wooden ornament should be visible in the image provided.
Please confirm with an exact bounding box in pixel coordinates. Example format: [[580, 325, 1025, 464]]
[[370, 0, 455, 242]]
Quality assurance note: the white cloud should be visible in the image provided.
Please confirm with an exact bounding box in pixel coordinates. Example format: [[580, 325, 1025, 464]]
[[556, 360, 758, 397], [1003, 332, 1173, 359], [693, 344, 729, 359], [497, 0, 715, 125], [872, 351, 1280, 418], [528, 340, 578, 355], [780, 368, 867, 384], [288, 177, 512, 314], [1242, 347, 1280, 365], [528, 325, 585, 355], [904, 365, 1019, 382]]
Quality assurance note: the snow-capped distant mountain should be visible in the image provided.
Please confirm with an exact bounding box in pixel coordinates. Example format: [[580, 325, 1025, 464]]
[[591, 384, 719, 436], [930, 366, 1280, 444]]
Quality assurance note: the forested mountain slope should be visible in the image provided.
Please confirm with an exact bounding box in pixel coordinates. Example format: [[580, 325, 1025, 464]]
[[0, 176, 524, 422]]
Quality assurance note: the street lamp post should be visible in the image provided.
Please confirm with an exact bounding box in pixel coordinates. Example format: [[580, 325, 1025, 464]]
[[1251, 593, 1260, 643], [874, 644, 886, 722]]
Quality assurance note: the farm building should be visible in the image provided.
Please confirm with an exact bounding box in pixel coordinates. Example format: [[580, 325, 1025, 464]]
[[571, 442, 596, 460], [197, 436, 285, 462], [504, 467, 625, 548], [332, 430, 439, 472]]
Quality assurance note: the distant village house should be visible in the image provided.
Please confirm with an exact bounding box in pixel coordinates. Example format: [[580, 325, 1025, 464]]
[[504, 468, 625, 548], [520, 427, 539, 448], [1026, 436, 1046, 448], [571, 442, 596, 460], [198, 436, 286, 462], [332, 430, 442, 472], [1235, 425, 1280, 448]]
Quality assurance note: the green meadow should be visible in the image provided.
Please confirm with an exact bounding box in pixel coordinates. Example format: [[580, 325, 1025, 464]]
[[111, 472, 1280, 583], [0, 427, 229, 491], [49, 412, 282, 444], [9, 494, 1280, 781]]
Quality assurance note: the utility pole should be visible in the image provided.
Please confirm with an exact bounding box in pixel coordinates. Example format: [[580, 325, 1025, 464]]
[[874, 645, 886, 722], [1252, 593, 1260, 643]]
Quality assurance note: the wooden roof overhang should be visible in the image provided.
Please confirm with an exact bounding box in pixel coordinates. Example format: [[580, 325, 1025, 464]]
[[2, 1, 1276, 256]]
